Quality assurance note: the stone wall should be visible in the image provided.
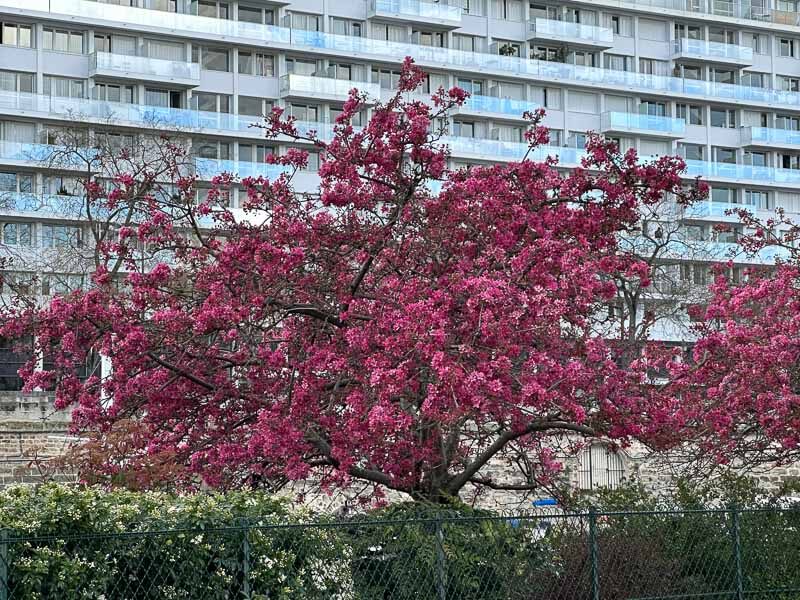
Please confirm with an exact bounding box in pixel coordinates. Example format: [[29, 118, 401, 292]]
[[0, 391, 75, 486]]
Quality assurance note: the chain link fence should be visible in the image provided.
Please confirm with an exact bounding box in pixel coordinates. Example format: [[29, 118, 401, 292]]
[[0, 507, 798, 599]]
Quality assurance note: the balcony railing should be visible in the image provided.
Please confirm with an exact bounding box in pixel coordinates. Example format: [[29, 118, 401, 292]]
[[601, 112, 687, 137], [742, 126, 800, 148], [368, 0, 462, 24], [528, 18, 614, 46], [279, 74, 381, 101], [672, 38, 753, 63], [3, 0, 800, 111], [89, 52, 200, 85], [0, 191, 81, 215], [194, 157, 288, 180]]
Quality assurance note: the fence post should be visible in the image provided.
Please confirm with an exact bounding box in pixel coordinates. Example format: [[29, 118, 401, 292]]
[[730, 506, 744, 600], [434, 517, 447, 600], [0, 528, 8, 600], [242, 523, 251, 600], [589, 507, 600, 600]]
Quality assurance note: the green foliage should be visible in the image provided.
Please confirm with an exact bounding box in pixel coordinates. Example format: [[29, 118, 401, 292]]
[[0, 484, 344, 599], [346, 502, 547, 600]]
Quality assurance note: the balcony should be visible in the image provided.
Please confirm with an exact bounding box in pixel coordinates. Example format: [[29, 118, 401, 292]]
[[0, 191, 79, 216], [684, 159, 800, 186], [455, 94, 534, 121], [194, 157, 288, 181], [89, 52, 200, 87], [279, 74, 381, 103], [672, 38, 753, 66], [740, 127, 800, 151], [601, 112, 686, 139], [527, 18, 613, 50], [367, 0, 462, 29]]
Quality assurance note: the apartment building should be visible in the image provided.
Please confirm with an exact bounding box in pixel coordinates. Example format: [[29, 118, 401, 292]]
[[0, 0, 799, 492]]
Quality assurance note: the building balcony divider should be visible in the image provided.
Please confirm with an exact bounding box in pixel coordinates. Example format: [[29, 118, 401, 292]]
[[527, 18, 614, 49], [279, 73, 381, 103], [601, 112, 687, 138], [672, 37, 753, 65], [89, 52, 201, 87], [5, 0, 800, 110], [367, 0, 462, 28]]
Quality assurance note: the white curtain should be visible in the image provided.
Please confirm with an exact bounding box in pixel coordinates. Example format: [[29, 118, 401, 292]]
[[145, 39, 185, 61]]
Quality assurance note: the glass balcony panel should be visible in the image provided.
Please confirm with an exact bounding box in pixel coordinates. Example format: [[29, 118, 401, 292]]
[[673, 38, 753, 63], [90, 52, 200, 85], [370, 0, 462, 23], [194, 157, 288, 180], [529, 18, 614, 46], [279, 74, 381, 101], [602, 112, 686, 136]]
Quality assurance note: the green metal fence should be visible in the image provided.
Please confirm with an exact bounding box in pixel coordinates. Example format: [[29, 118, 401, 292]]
[[0, 507, 798, 599]]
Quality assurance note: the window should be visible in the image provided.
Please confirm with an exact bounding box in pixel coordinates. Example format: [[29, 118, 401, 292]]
[[1, 22, 33, 48], [287, 103, 318, 122], [640, 101, 666, 117], [145, 88, 182, 109], [680, 263, 710, 285], [0, 172, 33, 194], [778, 75, 800, 92], [568, 91, 598, 113], [777, 115, 800, 130], [94, 33, 137, 55], [492, 0, 523, 20], [780, 38, 800, 58], [193, 46, 230, 71], [453, 121, 482, 138], [744, 33, 768, 55], [191, 92, 231, 113], [330, 17, 362, 37], [0, 335, 33, 390], [532, 46, 561, 62], [1, 222, 31, 246], [745, 190, 772, 209], [288, 12, 321, 31], [782, 154, 800, 169], [238, 51, 274, 77], [710, 108, 736, 128], [371, 23, 407, 43], [194, 140, 230, 160], [569, 51, 596, 67], [457, 78, 484, 95], [577, 444, 624, 490], [42, 273, 84, 296], [41, 225, 81, 248], [714, 147, 736, 164], [604, 54, 633, 71], [372, 68, 402, 90], [639, 58, 669, 76], [286, 58, 317, 76], [453, 34, 484, 53], [459, 0, 484, 16], [604, 14, 632, 37], [191, 0, 229, 18], [676, 104, 703, 125], [93, 82, 135, 104], [42, 28, 83, 53], [304, 152, 320, 172], [531, 87, 562, 109], [0, 70, 34, 94], [95, 131, 135, 150], [639, 18, 668, 41], [744, 151, 766, 167], [413, 30, 445, 48], [712, 69, 735, 84], [676, 64, 703, 80], [741, 71, 768, 88], [143, 39, 184, 61], [679, 143, 704, 161], [709, 27, 735, 45], [239, 5, 274, 25], [238, 95, 272, 117], [238, 144, 273, 163], [675, 23, 703, 40], [422, 73, 449, 94], [43, 76, 85, 98]]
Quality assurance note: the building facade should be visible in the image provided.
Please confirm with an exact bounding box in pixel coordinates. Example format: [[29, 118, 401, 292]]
[[0, 0, 799, 494]]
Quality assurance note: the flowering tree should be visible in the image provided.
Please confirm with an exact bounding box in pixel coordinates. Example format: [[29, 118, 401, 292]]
[[640, 207, 800, 474], [2, 60, 705, 502]]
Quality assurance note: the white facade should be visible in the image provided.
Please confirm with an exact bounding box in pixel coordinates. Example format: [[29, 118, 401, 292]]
[[0, 0, 799, 344]]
